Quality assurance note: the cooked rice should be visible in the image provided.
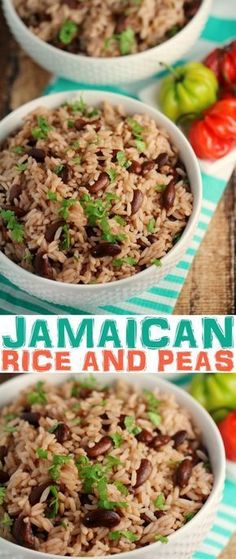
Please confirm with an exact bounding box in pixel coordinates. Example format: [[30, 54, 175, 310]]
[[13, 0, 201, 57], [0, 99, 193, 284], [0, 378, 213, 556]]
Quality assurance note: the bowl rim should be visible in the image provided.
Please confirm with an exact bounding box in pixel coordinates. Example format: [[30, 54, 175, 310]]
[[0, 89, 202, 292], [0, 373, 225, 559], [4, 0, 211, 63]]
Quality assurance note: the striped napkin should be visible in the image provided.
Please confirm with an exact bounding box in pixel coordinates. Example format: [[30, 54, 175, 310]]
[[0, 374, 236, 559], [0, 0, 235, 315]]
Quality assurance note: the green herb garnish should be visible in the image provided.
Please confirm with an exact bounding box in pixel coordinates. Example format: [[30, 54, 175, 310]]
[[54, 164, 64, 176], [154, 535, 169, 544], [116, 151, 131, 168], [46, 486, 60, 518], [0, 210, 24, 243], [124, 416, 141, 435], [109, 530, 138, 542], [151, 258, 162, 267], [144, 391, 160, 412], [32, 115, 52, 140], [60, 224, 71, 250], [147, 218, 155, 233], [0, 513, 13, 528], [59, 20, 78, 45], [154, 493, 165, 510], [105, 455, 122, 469], [113, 257, 137, 268], [118, 28, 136, 55], [27, 381, 47, 405], [184, 511, 196, 523], [59, 198, 77, 220], [0, 487, 6, 505], [48, 423, 60, 434], [12, 146, 25, 155], [49, 455, 72, 481], [114, 215, 126, 226], [147, 411, 161, 427], [113, 481, 129, 496], [110, 433, 123, 448], [36, 448, 48, 460], [107, 168, 118, 182], [15, 163, 27, 172], [47, 190, 58, 201], [155, 184, 166, 192], [68, 97, 88, 115]]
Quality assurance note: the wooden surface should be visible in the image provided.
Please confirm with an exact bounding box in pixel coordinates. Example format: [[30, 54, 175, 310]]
[[0, 8, 235, 316]]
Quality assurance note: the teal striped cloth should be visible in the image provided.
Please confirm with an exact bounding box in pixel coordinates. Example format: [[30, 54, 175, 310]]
[[0, 1, 235, 315]]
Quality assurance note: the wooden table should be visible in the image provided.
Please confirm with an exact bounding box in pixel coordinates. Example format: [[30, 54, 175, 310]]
[[0, 9, 235, 315]]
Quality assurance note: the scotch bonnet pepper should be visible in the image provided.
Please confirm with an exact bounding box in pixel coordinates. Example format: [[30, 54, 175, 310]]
[[159, 62, 218, 122], [203, 40, 236, 96], [189, 373, 236, 422]]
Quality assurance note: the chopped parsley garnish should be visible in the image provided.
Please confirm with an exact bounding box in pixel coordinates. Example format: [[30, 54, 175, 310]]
[[48, 423, 60, 434], [105, 455, 122, 469], [113, 481, 129, 496], [113, 256, 137, 268], [32, 116, 52, 140], [15, 163, 27, 172], [59, 198, 77, 220], [116, 151, 131, 168], [49, 455, 72, 481], [59, 20, 78, 45], [127, 117, 146, 153], [154, 493, 165, 510], [147, 411, 161, 427], [67, 119, 75, 128], [107, 168, 118, 182], [114, 215, 126, 226], [76, 454, 126, 511], [12, 145, 25, 155], [110, 433, 123, 448], [3, 425, 17, 434], [36, 448, 48, 460], [184, 511, 196, 523], [151, 258, 162, 267], [80, 193, 125, 243], [167, 24, 181, 38], [0, 486, 6, 505], [23, 249, 33, 263], [46, 485, 60, 518], [98, 498, 128, 510], [118, 28, 136, 55], [54, 164, 65, 176], [124, 416, 141, 435], [144, 391, 160, 412], [27, 381, 47, 405], [60, 224, 71, 250], [4, 413, 17, 423], [0, 513, 13, 528], [154, 535, 169, 544], [109, 530, 138, 542], [68, 97, 88, 115], [105, 192, 119, 202], [47, 190, 58, 201], [147, 218, 155, 233], [73, 155, 81, 165], [155, 184, 166, 192], [0, 210, 24, 243]]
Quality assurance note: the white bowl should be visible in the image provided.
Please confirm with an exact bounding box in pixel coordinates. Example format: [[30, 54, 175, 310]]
[[0, 373, 225, 559], [0, 90, 202, 314], [2, 0, 212, 84]]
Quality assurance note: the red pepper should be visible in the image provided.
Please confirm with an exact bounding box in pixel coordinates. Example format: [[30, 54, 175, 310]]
[[218, 411, 236, 461], [189, 98, 236, 160], [203, 41, 236, 95]]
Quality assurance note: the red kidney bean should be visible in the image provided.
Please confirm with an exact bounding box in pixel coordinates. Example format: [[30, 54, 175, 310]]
[[175, 458, 193, 488], [162, 179, 176, 211], [34, 252, 53, 279], [0, 446, 7, 462], [0, 470, 10, 483], [54, 423, 71, 444], [134, 459, 152, 488], [154, 510, 165, 519], [9, 183, 22, 204], [12, 516, 35, 549], [75, 118, 87, 131], [91, 242, 121, 258], [21, 411, 41, 427], [118, 414, 126, 429], [172, 430, 187, 448], [28, 148, 46, 163], [5, 205, 26, 218], [89, 172, 109, 194], [60, 164, 71, 184], [27, 137, 37, 147], [184, 0, 201, 19], [86, 436, 113, 458], [116, 14, 129, 33], [29, 481, 52, 506], [147, 234, 157, 244], [83, 509, 121, 528], [131, 189, 144, 215], [151, 434, 171, 450], [155, 153, 169, 167], [141, 161, 156, 176], [128, 161, 142, 175], [136, 429, 153, 445], [79, 492, 92, 506], [79, 387, 93, 399], [140, 512, 152, 525], [45, 220, 64, 243]]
